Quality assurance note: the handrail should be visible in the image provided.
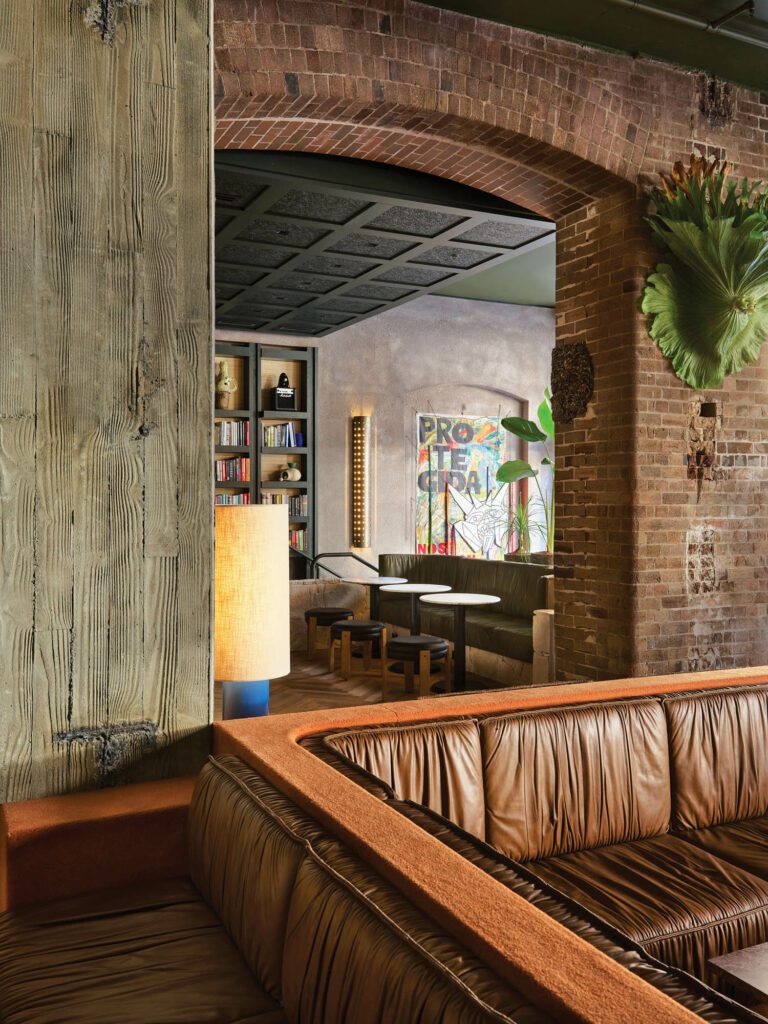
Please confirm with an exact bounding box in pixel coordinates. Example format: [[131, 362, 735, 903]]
[[312, 550, 378, 579], [290, 547, 342, 578]]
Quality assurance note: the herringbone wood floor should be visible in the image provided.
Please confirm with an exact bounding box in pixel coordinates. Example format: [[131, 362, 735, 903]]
[[213, 648, 498, 719]]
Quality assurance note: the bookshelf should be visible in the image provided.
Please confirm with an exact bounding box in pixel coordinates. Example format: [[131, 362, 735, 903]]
[[214, 341, 317, 579]]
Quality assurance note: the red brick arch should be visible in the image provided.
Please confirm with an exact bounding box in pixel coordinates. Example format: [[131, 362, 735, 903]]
[[214, 1, 768, 681]]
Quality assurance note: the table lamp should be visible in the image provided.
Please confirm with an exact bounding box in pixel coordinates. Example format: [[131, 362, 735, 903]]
[[214, 505, 290, 719]]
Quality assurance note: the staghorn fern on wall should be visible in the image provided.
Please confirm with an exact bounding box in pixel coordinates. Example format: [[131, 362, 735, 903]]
[[642, 154, 768, 390]]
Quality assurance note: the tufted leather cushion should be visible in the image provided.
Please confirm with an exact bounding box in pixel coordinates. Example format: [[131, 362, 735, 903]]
[[480, 700, 671, 861], [530, 833, 768, 985], [324, 720, 486, 839], [0, 878, 287, 1024], [387, 635, 449, 660], [665, 686, 768, 829], [677, 817, 768, 882]]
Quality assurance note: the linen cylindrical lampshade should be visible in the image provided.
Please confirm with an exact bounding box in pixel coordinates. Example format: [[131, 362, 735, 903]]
[[214, 505, 290, 682]]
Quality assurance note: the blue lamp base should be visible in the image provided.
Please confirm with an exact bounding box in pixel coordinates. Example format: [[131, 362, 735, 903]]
[[221, 680, 270, 720]]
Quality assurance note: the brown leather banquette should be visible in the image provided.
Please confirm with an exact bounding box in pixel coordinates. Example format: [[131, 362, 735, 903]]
[[313, 684, 768, 1004], [0, 755, 572, 1024]]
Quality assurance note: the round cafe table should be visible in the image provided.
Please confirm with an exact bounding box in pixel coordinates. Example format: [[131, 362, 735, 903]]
[[341, 575, 407, 621], [419, 592, 501, 692], [379, 582, 451, 635]]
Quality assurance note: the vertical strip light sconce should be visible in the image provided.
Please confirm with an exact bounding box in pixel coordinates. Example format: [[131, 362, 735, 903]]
[[351, 415, 371, 547]]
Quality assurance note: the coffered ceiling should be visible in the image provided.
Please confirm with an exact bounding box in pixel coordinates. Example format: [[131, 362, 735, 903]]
[[215, 152, 555, 337]]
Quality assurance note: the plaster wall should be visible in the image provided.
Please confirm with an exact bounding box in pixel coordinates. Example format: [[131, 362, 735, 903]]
[[313, 295, 555, 564]]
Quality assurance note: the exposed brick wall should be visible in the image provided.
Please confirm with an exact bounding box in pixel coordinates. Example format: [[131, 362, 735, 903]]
[[214, 0, 768, 680]]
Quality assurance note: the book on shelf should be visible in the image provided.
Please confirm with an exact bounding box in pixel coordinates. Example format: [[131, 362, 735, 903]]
[[260, 492, 308, 516], [214, 493, 252, 505], [262, 422, 300, 448], [289, 528, 307, 552], [215, 419, 250, 446], [215, 457, 250, 483]]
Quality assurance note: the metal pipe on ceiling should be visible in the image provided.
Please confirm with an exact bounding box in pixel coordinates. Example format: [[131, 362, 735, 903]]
[[602, 0, 768, 51]]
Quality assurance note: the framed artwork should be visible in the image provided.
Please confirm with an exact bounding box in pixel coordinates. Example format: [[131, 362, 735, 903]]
[[415, 413, 511, 559]]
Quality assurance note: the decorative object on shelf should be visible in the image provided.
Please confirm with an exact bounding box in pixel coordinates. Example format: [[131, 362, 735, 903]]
[[272, 371, 296, 411], [642, 154, 768, 390], [295, 431, 304, 447], [215, 359, 238, 409], [279, 462, 302, 482], [214, 505, 290, 719], [351, 415, 371, 548], [497, 390, 555, 558], [551, 342, 593, 423]]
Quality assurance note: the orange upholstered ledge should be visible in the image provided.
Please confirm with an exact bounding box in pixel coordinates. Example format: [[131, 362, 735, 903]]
[[214, 666, 768, 1024], [0, 775, 196, 911]]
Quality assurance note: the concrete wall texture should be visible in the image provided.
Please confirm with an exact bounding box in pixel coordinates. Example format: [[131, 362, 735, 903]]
[[213, 0, 768, 681], [313, 295, 555, 563]]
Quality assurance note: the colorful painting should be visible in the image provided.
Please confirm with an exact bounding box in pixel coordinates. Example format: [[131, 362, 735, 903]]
[[416, 414, 511, 559]]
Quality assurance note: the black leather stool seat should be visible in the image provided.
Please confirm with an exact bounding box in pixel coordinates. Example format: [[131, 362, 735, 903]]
[[330, 619, 385, 642], [304, 607, 354, 627], [387, 635, 449, 661]]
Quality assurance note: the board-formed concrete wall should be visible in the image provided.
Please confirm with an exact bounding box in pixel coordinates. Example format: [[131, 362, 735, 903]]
[[0, 0, 212, 801], [314, 295, 555, 565]]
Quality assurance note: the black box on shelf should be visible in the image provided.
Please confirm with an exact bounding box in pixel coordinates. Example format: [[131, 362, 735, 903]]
[[272, 385, 296, 411]]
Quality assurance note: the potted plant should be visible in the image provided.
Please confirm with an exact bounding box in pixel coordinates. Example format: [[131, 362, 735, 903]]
[[497, 391, 554, 565]]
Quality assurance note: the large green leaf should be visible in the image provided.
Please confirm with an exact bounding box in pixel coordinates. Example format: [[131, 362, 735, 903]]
[[642, 215, 768, 389], [537, 397, 554, 440], [496, 459, 538, 483], [500, 416, 547, 444]]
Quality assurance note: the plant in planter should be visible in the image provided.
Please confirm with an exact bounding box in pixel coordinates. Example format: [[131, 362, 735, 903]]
[[504, 496, 548, 562], [642, 154, 768, 390], [497, 391, 554, 557]]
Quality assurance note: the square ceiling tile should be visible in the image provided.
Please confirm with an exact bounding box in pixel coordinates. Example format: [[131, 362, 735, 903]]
[[328, 232, 416, 259], [266, 188, 372, 225], [269, 273, 341, 294], [322, 296, 386, 314], [346, 282, 415, 301], [375, 265, 454, 287], [216, 266, 266, 287], [454, 220, 554, 248], [409, 245, 497, 269], [237, 218, 330, 249], [217, 242, 293, 269], [292, 253, 379, 279], [365, 206, 468, 237], [215, 283, 244, 301], [215, 171, 266, 210], [248, 289, 313, 308]]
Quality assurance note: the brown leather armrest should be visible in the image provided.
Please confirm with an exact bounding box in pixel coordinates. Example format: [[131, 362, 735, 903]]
[[0, 775, 196, 911]]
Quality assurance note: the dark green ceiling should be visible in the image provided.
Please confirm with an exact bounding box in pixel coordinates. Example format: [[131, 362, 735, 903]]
[[421, 0, 768, 90]]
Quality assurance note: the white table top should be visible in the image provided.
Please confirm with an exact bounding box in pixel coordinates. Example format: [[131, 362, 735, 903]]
[[341, 576, 407, 587], [420, 592, 501, 607], [379, 583, 451, 595]]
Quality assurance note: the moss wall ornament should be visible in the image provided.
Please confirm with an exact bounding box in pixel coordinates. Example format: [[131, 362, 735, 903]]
[[641, 155, 768, 390]]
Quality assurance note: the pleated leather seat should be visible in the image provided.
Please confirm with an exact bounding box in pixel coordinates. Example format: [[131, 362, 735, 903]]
[[530, 834, 768, 985]]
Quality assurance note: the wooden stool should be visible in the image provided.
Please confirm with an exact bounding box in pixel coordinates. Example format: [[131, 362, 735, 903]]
[[304, 607, 354, 656], [329, 619, 388, 679], [383, 634, 451, 698]]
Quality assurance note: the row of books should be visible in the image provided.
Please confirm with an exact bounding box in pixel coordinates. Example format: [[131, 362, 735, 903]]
[[214, 493, 252, 505], [262, 422, 301, 448], [289, 528, 308, 552], [215, 419, 250, 446], [260, 493, 308, 516], [215, 457, 251, 483]]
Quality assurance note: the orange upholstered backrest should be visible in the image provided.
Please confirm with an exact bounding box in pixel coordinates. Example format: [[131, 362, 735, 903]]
[[665, 685, 768, 829]]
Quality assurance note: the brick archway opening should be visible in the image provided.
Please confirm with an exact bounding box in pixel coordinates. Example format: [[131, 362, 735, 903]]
[[214, 98, 644, 682]]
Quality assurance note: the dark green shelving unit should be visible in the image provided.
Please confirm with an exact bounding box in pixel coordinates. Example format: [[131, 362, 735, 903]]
[[214, 341, 317, 580]]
